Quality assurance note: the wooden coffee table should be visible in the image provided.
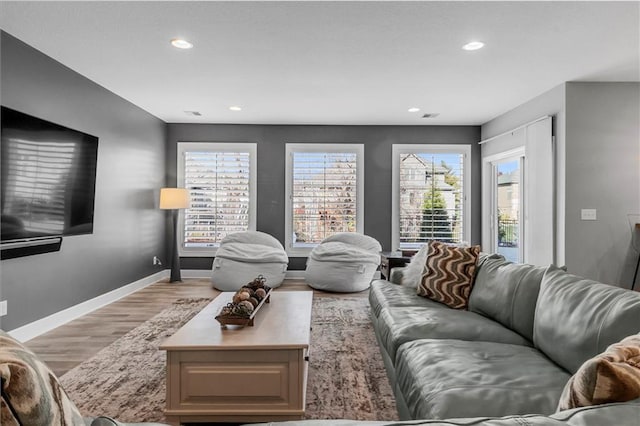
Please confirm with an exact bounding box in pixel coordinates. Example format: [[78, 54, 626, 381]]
[[160, 291, 313, 425]]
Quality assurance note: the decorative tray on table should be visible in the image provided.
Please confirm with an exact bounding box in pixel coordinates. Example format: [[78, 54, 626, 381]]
[[215, 275, 272, 327]]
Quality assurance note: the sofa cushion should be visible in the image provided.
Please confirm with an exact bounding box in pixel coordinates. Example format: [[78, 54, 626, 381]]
[[557, 334, 640, 411], [369, 280, 449, 318], [469, 258, 547, 342], [377, 306, 531, 362], [0, 330, 85, 426], [533, 265, 640, 374], [395, 339, 571, 420], [417, 242, 481, 309], [245, 402, 640, 425]]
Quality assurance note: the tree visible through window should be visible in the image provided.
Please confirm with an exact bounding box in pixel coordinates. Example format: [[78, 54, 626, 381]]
[[396, 149, 467, 247]]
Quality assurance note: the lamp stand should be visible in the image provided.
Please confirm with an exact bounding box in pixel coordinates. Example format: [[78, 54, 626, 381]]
[[169, 209, 182, 283]]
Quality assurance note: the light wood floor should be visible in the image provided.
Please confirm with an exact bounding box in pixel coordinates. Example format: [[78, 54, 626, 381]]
[[25, 278, 367, 377]]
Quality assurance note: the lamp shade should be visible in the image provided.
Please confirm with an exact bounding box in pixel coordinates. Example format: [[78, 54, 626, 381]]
[[159, 188, 190, 210]]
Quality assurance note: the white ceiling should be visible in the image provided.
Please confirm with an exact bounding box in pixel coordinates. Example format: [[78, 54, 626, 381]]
[[1, 1, 638, 125]]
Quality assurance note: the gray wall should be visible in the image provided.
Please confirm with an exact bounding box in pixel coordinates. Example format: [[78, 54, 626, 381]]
[[482, 82, 640, 286], [0, 32, 167, 330], [481, 84, 566, 266], [167, 124, 481, 270], [564, 82, 640, 286]]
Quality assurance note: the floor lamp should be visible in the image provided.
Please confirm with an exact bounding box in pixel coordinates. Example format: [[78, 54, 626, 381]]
[[160, 188, 190, 283]]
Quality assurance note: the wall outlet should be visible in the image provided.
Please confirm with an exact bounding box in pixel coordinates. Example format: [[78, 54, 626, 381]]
[[581, 209, 597, 221], [153, 256, 162, 266], [0, 300, 7, 317]]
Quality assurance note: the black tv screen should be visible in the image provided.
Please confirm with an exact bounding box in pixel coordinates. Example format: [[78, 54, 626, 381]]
[[1, 106, 99, 243]]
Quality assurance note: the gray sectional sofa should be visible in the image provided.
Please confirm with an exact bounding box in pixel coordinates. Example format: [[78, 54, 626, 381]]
[[255, 254, 640, 426], [368, 254, 640, 422]]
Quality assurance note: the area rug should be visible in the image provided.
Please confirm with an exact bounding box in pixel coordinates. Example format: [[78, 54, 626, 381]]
[[60, 295, 398, 423]]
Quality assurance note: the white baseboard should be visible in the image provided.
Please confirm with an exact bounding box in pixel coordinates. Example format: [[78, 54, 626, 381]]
[[9, 270, 169, 342]]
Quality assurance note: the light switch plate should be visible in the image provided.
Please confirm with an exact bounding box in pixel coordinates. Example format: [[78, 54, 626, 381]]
[[0, 300, 7, 317], [581, 209, 597, 221]]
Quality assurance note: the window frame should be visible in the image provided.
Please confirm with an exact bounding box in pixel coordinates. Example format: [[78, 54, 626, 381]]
[[391, 144, 471, 250], [284, 143, 365, 256], [177, 142, 257, 257], [484, 148, 525, 262]]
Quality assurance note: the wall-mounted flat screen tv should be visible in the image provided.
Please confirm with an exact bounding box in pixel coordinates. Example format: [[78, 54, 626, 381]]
[[1, 106, 99, 243]]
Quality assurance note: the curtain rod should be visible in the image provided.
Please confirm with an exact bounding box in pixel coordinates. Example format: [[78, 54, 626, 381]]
[[478, 115, 551, 145]]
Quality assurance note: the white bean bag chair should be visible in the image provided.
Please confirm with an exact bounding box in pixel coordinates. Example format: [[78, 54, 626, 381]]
[[305, 233, 382, 293], [211, 231, 288, 291]]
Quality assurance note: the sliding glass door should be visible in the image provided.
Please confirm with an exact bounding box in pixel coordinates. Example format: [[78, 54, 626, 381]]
[[493, 157, 524, 262], [481, 116, 554, 266]]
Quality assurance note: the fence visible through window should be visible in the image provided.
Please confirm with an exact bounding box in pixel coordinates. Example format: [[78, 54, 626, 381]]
[[498, 217, 519, 247]]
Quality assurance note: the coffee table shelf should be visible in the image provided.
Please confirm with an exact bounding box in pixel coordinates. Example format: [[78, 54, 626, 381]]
[[160, 291, 313, 425]]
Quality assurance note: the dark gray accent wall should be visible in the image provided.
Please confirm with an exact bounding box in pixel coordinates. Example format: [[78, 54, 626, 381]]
[[167, 124, 481, 270], [0, 32, 167, 330]]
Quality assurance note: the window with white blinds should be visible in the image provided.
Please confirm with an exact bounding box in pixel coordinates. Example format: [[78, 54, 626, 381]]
[[177, 143, 257, 255], [392, 144, 471, 250], [285, 144, 364, 254]]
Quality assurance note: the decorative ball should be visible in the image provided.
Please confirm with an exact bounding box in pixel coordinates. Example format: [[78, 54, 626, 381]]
[[249, 297, 259, 308], [255, 288, 267, 300], [238, 300, 254, 313]]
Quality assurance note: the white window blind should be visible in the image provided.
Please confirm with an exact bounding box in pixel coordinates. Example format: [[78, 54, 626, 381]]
[[285, 144, 364, 253], [392, 145, 470, 249], [178, 143, 256, 254]]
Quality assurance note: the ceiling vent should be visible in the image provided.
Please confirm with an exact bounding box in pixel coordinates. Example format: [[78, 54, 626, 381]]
[[422, 113, 440, 119], [184, 111, 202, 116]]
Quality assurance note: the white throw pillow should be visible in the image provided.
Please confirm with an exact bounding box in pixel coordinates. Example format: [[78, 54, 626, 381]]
[[401, 245, 430, 288]]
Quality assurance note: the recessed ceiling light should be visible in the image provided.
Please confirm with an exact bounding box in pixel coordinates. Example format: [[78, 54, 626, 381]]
[[229, 106, 242, 111], [408, 107, 421, 113], [462, 41, 484, 51], [171, 38, 193, 49], [422, 113, 440, 119], [184, 111, 201, 116]]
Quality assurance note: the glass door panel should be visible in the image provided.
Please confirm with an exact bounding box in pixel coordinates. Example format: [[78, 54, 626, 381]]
[[495, 159, 522, 262]]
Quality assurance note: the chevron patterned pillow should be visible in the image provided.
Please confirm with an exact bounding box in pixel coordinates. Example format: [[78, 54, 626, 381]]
[[417, 241, 481, 309]]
